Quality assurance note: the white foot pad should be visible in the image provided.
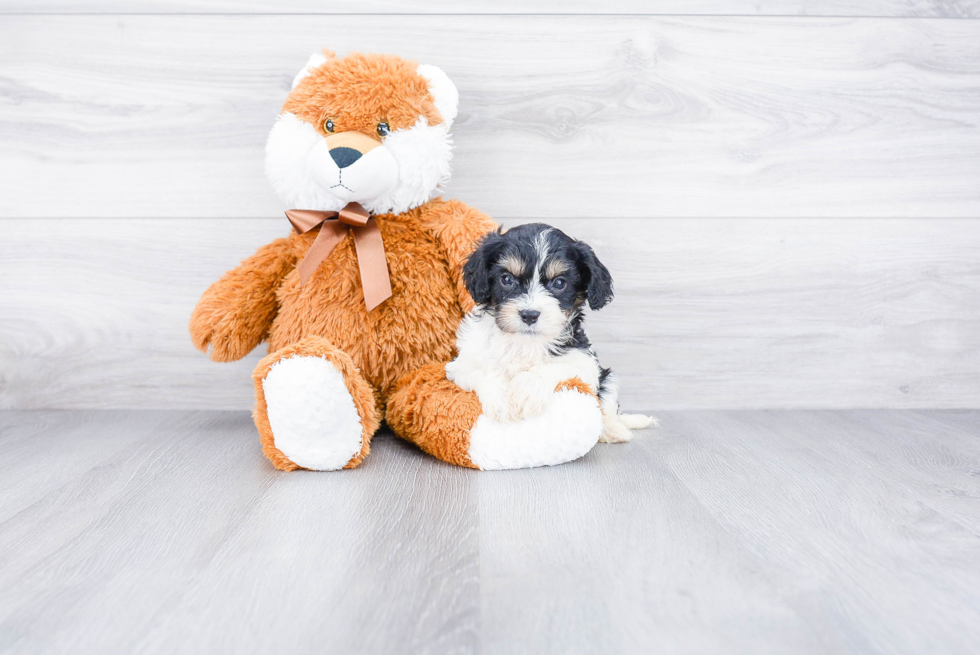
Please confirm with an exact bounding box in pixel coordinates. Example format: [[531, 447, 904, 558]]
[[262, 355, 363, 471], [467, 389, 603, 471]]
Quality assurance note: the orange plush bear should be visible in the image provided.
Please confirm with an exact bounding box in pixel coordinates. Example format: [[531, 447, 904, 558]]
[[190, 51, 605, 471]]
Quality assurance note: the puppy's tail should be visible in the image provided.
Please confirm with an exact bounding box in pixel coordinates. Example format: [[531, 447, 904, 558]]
[[618, 413, 658, 430], [597, 370, 658, 442], [600, 411, 658, 444]]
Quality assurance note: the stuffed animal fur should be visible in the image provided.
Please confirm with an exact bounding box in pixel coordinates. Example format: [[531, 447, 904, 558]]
[[190, 50, 604, 471]]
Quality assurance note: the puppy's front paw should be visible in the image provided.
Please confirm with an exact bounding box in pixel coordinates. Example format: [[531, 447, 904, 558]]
[[482, 400, 511, 423], [473, 387, 509, 422], [505, 371, 552, 421], [444, 358, 461, 383]]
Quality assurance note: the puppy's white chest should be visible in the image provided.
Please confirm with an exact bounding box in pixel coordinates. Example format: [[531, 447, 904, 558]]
[[490, 338, 551, 379], [446, 311, 601, 418]]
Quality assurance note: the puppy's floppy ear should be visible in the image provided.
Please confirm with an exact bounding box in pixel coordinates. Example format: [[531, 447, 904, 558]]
[[463, 230, 508, 305], [573, 241, 614, 310]]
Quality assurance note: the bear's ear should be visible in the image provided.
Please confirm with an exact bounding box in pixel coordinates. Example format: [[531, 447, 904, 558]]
[[291, 50, 334, 89], [417, 64, 459, 128]]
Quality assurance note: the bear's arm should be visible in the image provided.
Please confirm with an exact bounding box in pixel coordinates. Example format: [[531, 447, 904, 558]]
[[189, 237, 296, 362], [421, 199, 498, 313]]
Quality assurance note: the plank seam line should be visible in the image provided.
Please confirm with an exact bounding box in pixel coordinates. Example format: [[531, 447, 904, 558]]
[[0, 12, 977, 19]]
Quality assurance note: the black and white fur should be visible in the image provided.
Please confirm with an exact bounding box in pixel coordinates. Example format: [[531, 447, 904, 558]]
[[446, 223, 655, 443]]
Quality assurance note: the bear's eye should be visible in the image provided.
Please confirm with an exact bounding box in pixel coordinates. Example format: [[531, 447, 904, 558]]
[[499, 273, 515, 287], [377, 121, 391, 138], [549, 276, 567, 291], [324, 118, 335, 133]]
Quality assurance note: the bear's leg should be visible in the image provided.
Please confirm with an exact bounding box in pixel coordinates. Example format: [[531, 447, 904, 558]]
[[253, 336, 381, 471], [386, 364, 604, 470]]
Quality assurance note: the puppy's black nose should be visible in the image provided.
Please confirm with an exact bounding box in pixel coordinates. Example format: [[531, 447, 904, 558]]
[[520, 310, 541, 325], [329, 147, 362, 169]]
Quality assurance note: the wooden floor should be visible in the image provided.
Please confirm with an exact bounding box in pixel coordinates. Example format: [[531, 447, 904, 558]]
[[0, 410, 978, 654]]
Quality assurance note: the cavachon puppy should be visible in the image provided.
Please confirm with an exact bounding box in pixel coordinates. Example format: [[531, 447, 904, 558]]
[[446, 223, 656, 443]]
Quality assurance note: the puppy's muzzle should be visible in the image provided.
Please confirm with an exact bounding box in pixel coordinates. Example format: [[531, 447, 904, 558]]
[[520, 310, 540, 325]]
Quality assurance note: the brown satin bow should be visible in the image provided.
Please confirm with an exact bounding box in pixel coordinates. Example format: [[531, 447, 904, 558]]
[[285, 202, 392, 311]]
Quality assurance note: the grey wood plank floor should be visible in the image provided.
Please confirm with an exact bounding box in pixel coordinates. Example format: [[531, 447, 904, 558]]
[[0, 410, 977, 654]]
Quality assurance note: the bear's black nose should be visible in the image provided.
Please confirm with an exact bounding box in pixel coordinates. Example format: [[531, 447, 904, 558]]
[[520, 310, 540, 325], [329, 147, 362, 169]]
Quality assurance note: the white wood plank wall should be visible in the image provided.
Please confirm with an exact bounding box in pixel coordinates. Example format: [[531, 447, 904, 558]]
[[1, 3, 978, 410], [2, 2, 979, 17]]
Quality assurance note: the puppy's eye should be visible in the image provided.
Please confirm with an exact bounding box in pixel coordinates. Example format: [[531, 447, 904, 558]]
[[549, 276, 567, 291], [377, 121, 391, 137], [324, 118, 335, 133], [499, 273, 515, 287]]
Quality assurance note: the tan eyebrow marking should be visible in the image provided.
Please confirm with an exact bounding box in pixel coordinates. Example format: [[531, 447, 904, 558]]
[[545, 258, 570, 279], [499, 254, 526, 277]]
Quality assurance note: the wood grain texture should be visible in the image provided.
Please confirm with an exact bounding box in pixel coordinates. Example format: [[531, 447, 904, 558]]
[[477, 409, 980, 653], [3, 1, 979, 16], [2, 15, 979, 219], [0, 411, 478, 654], [660, 410, 980, 654], [1, 217, 978, 411], [0, 409, 978, 654]]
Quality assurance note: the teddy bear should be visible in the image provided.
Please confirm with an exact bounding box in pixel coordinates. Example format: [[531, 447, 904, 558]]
[[190, 50, 605, 471]]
